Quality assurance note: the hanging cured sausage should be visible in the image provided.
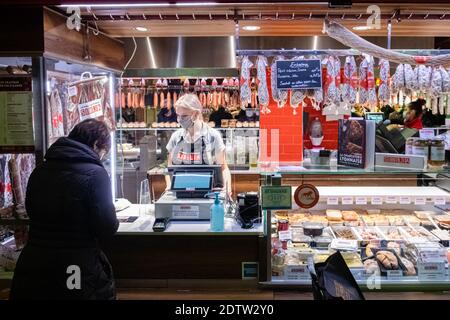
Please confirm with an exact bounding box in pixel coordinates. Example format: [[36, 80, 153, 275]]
[[342, 56, 358, 105], [240, 56, 253, 108], [378, 59, 390, 103], [256, 55, 270, 114], [270, 55, 288, 108], [325, 56, 340, 105]]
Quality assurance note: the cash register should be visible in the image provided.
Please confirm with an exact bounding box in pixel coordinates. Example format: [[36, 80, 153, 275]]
[[153, 165, 225, 232]]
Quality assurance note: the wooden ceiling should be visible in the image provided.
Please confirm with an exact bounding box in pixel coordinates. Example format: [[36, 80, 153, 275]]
[[74, 3, 450, 37]]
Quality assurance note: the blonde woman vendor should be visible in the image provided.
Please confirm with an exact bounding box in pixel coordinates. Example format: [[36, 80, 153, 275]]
[[165, 94, 232, 196]]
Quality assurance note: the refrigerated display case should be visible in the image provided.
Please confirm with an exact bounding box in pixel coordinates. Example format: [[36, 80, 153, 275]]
[[261, 167, 450, 291]]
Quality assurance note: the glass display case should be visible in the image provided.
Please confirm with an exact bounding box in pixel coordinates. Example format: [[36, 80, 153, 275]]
[[261, 167, 450, 291]]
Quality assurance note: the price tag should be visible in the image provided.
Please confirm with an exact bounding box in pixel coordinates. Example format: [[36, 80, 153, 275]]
[[342, 197, 353, 205], [386, 270, 403, 280], [419, 128, 435, 139], [284, 265, 311, 280], [327, 197, 339, 205], [371, 197, 383, 205], [399, 197, 411, 205], [418, 262, 446, 281], [385, 196, 398, 204], [434, 197, 446, 206], [68, 85, 77, 97], [278, 230, 292, 241], [355, 197, 367, 205], [415, 197, 426, 205]]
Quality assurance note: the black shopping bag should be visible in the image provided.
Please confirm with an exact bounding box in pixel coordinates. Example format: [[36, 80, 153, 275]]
[[310, 251, 365, 300]]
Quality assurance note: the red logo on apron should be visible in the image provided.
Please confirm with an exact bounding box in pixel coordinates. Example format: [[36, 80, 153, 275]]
[[176, 151, 201, 162]]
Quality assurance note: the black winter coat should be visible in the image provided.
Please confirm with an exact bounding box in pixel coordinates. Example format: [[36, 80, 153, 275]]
[[10, 137, 119, 300]]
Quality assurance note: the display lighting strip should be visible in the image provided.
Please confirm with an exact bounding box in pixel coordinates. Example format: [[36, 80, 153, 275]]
[[76, 11, 450, 21]]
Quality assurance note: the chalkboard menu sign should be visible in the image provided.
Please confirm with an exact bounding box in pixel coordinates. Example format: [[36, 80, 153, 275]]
[[276, 59, 322, 90]]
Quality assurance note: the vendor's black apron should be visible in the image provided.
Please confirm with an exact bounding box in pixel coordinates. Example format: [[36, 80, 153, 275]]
[[171, 127, 223, 188]]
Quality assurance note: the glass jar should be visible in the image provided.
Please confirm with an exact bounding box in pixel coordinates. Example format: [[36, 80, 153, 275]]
[[405, 137, 417, 155], [429, 137, 445, 166], [412, 138, 429, 159]]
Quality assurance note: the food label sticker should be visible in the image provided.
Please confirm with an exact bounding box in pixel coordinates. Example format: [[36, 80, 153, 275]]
[[414, 197, 426, 205], [327, 197, 339, 205], [385, 196, 398, 204], [342, 197, 353, 205], [68, 86, 77, 97], [419, 128, 435, 139], [278, 230, 292, 241], [386, 270, 403, 280], [172, 205, 200, 219], [284, 265, 310, 280], [418, 262, 446, 281], [399, 197, 411, 205], [355, 197, 367, 205], [371, 197, 383, 205], [433, 197, 446, 206]]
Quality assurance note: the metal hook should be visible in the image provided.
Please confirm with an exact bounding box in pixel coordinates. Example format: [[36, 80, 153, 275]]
[[390, 11, 396, 20], [325, 12, 329, 19], [209, 13, 212, 20], [341, 13, 345, 20], [92, 11, 98, 21], [276, 12, 279, 20], [292, 13, 295, 20], [175, 13, 179, 20], [92, 20, 100, 36], [440, 13, 446, 19], [125, 13, 130, 20], [259, 12, 262, 20], [192, 13, 196, 20], [142, 14, 147, 20], [309, 12, 312, 19], [424, 13, 429, 19], [109, 14, 115, 21], [242, 13, 245, 20], [225, 13, 229, 20], [159, 13, 163, 20], [357, 13, 362, 20], [407, 13, 413, 19]]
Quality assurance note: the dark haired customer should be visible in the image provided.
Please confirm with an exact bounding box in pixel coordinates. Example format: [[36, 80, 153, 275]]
[[404, 99, 425, 130], [10, 119, 119, 300]]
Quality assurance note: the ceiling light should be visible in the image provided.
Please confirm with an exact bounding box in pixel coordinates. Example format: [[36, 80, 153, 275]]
[[135, 26, 148, 32], [352, 25, 372, 31], [242, 26, 261, 31]]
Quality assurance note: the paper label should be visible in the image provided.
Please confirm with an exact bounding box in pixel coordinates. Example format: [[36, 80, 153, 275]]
[[278, 230, 292, 241], [387, 270, 403, 280], [418, 262, 446, 281], [78, 98, 103, 121], [371, 197, 383, 205], [284, 265, 311, 280], [68, 85, 78, 97], [415, 197, 426, 205], [434, 197, 446, 206], [355, 197, 367, 205], [419, 129, 435, 139], [399, 197, 411, 205], [327, 197, 339, 205], [385, 196, 398, 204], [342, 196, 353, 205], [172, 205, 200, 219]]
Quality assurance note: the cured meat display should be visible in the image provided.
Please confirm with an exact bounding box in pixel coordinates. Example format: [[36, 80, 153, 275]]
[[378, 59, 390, 103], [48, 88, 65, 142], [256, 55, 270, 114], [324, 56, 340, 105], [270, 56, 288, 108]]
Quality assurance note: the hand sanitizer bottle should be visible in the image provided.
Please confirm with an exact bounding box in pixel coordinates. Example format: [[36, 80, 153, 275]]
[[210, 192, 224, 232]]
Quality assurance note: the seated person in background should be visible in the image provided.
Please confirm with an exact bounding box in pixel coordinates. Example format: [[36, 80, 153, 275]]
[[388, 104, 405, 125], [404, 99, 425, 130]]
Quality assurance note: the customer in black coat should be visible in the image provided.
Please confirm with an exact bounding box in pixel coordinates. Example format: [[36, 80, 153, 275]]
[[10, 119, 119, 300]]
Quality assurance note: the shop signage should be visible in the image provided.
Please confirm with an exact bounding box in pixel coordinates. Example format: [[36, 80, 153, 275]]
[[0, 76, 34, 153], [172, 205, 200, 219], [294, 184, 320, 209], [261, 186, 292, 210], [418, 262, 446, 281], [284, 265, 310, 280], [327, 196, 339, 205], [242, 262, 258, 280], [371, 197, 383, 205], [375, 153, 427, 170], [355, 197, 367, 205], [342, 196, 354, 205], [276, 59, 322, 90]]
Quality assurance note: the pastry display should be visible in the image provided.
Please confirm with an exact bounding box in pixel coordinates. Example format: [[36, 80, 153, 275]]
[[400, 257, 416, 276], [376, 250, 399, 270], [364, 259, 380, 275], [434, 215, 450, 225], [326, 210, 342, 221], [387, 215, 405, 226], [332, 226, 357, 240], [415, 211, 438, 219], [342, 211, 359, 221], [387, 242, 401, 255], [381, 227, 404, 241], [356, 227, 382, 241]]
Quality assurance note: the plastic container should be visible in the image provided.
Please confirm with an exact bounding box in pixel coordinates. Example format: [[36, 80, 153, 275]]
[[210, 192, 224, 231]]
